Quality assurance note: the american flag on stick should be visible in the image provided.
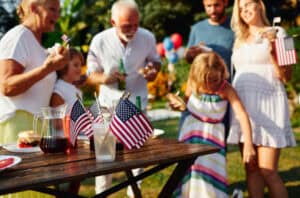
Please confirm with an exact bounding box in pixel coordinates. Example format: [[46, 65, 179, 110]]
[[271, 16, 297, 66], [85, 101, 104, 138], [274, 36, 298, 66], [70, 100, 92, 145], [109, 97, 153, 150]]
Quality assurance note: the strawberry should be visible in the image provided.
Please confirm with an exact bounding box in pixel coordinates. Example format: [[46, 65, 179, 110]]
[[18, 142, 33, 148], [0, 158, 14, 169]]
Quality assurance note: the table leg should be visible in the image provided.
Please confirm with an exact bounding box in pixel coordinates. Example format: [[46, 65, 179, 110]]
[[126, 170, 142, 198], [158, 158, 196, 198], [93, 163, 173, 198]]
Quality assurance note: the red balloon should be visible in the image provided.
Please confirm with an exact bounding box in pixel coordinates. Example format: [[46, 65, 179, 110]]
[[156, 42, 165, 57], [171, 33, 182, 49]]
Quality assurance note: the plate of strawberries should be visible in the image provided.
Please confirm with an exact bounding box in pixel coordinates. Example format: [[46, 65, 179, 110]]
[[0, 155, 21, 171], [3, 131, 41, 153]]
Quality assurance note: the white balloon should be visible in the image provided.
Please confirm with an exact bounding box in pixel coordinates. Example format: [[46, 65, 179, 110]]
[[165, 50, 173, 59], [176, 46, 185, 59]]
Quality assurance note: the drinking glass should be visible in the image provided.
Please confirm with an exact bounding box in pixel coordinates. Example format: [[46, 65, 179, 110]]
[[93, 122, 116, 162]]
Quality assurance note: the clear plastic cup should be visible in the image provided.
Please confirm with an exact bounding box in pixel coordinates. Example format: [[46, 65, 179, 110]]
[[93, 123, 116, 162]]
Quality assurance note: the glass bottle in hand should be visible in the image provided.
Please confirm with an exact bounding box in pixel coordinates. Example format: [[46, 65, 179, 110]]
[[118, 58, 126, 90]]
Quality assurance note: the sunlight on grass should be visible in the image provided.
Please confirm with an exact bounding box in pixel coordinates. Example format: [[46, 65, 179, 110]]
[[79, 119, 300, 198]]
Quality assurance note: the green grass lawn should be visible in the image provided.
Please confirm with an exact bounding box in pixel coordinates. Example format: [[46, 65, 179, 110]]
[[78, 118, 300, 198]]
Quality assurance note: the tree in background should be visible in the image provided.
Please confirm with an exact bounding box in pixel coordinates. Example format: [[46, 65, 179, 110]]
[[43, 0, 114, 51], [1, 0, 298, 47], [264, 0, 299, 26], [0, 0, 18, 38]]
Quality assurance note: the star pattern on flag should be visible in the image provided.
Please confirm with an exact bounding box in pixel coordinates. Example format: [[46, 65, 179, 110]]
[[117, 99, 140, 122]]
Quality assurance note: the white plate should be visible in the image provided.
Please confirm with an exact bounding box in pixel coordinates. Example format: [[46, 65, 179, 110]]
[[0, 155, 22, 171], [3, 144, 41, 153], [152, 128, 165, 138]]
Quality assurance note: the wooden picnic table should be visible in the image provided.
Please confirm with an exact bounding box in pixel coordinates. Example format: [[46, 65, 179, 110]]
[[0, 138, 219, 198]]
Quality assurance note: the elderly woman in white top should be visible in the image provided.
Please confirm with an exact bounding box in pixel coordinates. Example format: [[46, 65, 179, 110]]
[[0, 0, 69, 144]]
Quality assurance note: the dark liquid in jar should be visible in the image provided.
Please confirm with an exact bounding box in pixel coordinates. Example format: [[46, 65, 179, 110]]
[[40, 136, 68, 153]]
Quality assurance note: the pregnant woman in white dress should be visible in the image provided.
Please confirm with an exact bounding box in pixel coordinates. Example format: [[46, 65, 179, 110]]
[[228, 1, 296, 198]]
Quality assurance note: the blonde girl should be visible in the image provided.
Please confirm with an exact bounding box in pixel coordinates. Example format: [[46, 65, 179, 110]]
[[168, 52, 255, 198]]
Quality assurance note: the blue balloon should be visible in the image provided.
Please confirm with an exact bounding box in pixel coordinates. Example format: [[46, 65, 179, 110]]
[[167, 52, 179, 64], [163, 37, 174, 51]]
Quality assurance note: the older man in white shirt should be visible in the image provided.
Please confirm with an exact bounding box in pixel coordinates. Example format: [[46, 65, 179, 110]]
[[87, 0, 160, 111], [86, 0, 161, 197]]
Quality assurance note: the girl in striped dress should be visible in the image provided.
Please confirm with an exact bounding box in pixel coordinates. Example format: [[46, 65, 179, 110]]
[[168, 52, 256, 198]]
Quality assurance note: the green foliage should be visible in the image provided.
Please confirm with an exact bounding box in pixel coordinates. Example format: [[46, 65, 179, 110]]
[[172, 59, 190, 94], [43, 0, 113, 50], [138, 0, 193, 42], [149, 98, 168, 109], [291, 106, 300, 127], [0, 6, 18, 37], [287, 26, 300, 92]]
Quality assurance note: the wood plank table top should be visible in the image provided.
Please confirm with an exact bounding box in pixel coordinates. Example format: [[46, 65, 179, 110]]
[[0, 138, 219, 198]]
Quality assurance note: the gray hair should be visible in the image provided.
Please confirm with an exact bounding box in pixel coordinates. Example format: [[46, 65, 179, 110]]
[[111, 0, 139, 21]]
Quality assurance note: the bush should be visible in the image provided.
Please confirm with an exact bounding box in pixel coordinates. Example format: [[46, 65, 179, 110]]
[[173, 59, 190, 95]]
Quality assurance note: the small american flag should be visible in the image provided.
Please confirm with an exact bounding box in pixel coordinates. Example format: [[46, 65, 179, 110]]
[[70, 100, 92, 145], [86, 102, 104, 137], [274, 36, 298, 66], [110, 98, 153, 150]]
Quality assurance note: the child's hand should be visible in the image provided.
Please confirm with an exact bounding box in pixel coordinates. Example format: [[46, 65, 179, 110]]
[[185, 46, 203, 64], [243, 143, 256, 164], [166, 93, 186, 111]]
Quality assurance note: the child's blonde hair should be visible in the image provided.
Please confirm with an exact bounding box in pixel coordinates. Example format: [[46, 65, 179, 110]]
[[57, 48, 84, 78], [188, 52, 229, 94]]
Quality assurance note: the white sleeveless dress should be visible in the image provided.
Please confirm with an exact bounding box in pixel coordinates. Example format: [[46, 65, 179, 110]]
[[228, 27, 296, 148]]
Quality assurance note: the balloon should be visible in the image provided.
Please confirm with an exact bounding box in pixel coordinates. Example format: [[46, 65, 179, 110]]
[[163, 37, 174, 51], [171, 33, 182, 49], [166, 51, 179, 64], [156, 42, 165, 57], [176, 46, 185, 59], [165, 50, 172, 59]]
